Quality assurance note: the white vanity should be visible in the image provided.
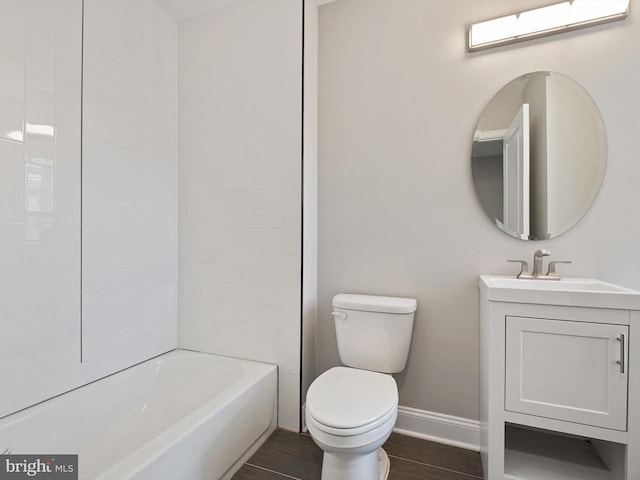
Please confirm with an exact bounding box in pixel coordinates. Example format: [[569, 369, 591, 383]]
[[480, 275, 640, 479]]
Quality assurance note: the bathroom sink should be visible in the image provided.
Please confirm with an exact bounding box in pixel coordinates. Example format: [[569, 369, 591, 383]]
[[484, 276, 634, 293], [480, 275, 640, 309]]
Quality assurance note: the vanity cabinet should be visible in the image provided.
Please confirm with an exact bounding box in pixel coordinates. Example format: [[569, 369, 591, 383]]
[[479, 275, 640, 480], [505, 316, 628, 431]]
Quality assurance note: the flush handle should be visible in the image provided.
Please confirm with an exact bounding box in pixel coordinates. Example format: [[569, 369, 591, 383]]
[[331, 311, 347, 321], [617, 334, 625, 374]]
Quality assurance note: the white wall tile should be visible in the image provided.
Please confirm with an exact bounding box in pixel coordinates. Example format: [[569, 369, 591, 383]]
[[0, 303, 26, 363], [25, 2, 55, 92], [200, 317, 282, 365], [0, 0, 177, 418], [81, 0, 177, 364], [283, 193, 301, 254], [54, 84, 81, 157], [28, 0, 55, 15], [249, 168, 284, 190], [0, 223, 23, 263], [54, 296, 80, 356], [247, 207, 283, 229], [0, 1, 25, 62], [0, 56, 24, 142], [0, 0, 84, 418], [0, 139, 24, 222], [25, 163, 54, 212], [25, 85, 55, 167], [0, 258, 25, 306], [282, 313, 301, 375], [54, 1, 81, 86], [283, 253, 301, 314], [177, 0, 303, 430], [283, 157, 302, 195], [279, 372, 301, 431], [24, 163, 55, 242], [54, 225, 80, 297], [0, 0, 81, 416], [1, 0, 304, 428], [54, 150, 80, 225], [24, 242, 56, 319]]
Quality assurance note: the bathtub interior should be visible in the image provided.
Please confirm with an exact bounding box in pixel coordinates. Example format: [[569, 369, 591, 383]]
[[0, 350, 278, 479]]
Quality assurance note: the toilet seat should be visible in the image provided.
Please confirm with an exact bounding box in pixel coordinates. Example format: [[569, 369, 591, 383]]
[[306, 367, 398, 436], [306, 405, 398, 453], [307, 402, 397, 438]]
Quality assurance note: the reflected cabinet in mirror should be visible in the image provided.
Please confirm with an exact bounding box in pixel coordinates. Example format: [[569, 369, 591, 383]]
[[471, 72, 606, 240]]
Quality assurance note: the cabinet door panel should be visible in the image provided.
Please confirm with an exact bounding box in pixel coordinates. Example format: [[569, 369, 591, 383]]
[[505, 316, 628, 431]]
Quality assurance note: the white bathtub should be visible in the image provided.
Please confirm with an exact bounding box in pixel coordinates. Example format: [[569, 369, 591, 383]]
[[0, 350, 278, 480]]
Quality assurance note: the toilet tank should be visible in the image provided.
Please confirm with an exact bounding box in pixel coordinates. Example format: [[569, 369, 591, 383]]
[[332, 294, 417, 374]]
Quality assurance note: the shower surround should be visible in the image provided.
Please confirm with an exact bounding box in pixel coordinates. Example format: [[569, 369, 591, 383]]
[[0, 0, 310, 432]]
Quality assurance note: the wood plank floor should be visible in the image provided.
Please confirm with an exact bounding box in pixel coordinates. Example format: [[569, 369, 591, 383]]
[[232, 430, 485, 480]]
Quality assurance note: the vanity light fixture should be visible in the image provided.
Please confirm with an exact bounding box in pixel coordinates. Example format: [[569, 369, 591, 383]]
[[468, 0, 630, 51]]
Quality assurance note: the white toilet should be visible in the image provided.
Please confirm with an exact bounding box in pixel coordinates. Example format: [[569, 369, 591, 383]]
[[305, 293, 417, 480]]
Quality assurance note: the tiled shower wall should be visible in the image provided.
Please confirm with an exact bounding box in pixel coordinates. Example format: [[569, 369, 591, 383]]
[[0, 0, 177, 419], [81, 0, 177, 364], [0, 0, 83, 418], [0, 0, 307, 426], [177, 0, 303, 430]]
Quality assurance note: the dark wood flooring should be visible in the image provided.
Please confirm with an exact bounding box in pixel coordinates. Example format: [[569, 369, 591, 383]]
[[232, 430, 485, 480]]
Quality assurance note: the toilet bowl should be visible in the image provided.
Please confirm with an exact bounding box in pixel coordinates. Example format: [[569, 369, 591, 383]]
[[306, 294, 417, 480], [306, 367, 399, 480]]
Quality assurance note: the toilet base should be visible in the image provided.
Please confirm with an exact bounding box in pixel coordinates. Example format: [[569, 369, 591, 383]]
[[378, 448, 390, 479], [321, 447, 390, 480]]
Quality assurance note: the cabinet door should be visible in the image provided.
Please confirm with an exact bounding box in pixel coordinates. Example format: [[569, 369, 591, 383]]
[[505, 316, 628, 431]]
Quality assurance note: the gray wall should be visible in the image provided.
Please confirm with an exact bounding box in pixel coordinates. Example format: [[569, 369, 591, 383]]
[[317, 0, 640, 420]]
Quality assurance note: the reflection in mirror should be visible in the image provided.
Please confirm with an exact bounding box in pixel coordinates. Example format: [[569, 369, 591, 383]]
[[471, 72, 607, 240]]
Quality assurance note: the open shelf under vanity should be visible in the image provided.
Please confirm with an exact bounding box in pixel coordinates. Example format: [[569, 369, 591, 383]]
[[504, 425, 619, 480]]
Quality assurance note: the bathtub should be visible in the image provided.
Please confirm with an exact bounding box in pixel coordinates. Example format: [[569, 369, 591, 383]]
[[0, 349, 277, 480]]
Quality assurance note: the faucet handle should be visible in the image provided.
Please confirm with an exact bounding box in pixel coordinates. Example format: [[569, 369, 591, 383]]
[[507, 259, 533, 279], [534, 249, 551, 257], [546, 260, 572, 278]]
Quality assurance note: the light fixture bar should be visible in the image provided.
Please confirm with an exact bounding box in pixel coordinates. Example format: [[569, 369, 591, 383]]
[[468, 0, 630, 52]]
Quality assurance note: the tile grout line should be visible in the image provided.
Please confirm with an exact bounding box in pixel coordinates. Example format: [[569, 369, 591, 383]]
[[244, 462, 304, 480], [387, 454, 485, 480]]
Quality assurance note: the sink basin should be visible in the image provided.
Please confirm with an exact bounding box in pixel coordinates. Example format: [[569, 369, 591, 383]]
[[484, 276, 636, 293], [480, 275, 640, 309]]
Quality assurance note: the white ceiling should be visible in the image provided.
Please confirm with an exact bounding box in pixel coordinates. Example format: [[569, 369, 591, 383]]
[[152, 0, 239, 20]]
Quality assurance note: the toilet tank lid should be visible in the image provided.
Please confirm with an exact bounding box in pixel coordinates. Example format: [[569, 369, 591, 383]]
[[333, 294, 417, 314]]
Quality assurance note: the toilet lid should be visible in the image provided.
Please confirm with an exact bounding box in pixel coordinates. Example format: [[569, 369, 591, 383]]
[[307, 367, 398, 429]]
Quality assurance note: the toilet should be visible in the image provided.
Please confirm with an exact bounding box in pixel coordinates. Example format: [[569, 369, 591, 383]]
[[305, 294, 417, 480]]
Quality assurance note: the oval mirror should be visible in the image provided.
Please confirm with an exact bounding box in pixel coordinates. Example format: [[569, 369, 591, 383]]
[[471, 72, 607, 240]]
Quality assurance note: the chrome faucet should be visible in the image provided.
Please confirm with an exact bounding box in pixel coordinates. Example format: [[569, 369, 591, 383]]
[[507, 250, 571, 280], [532, 249, 550, 277]]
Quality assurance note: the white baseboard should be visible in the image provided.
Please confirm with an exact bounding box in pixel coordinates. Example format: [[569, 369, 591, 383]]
[[394, 406, 480, 452]]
